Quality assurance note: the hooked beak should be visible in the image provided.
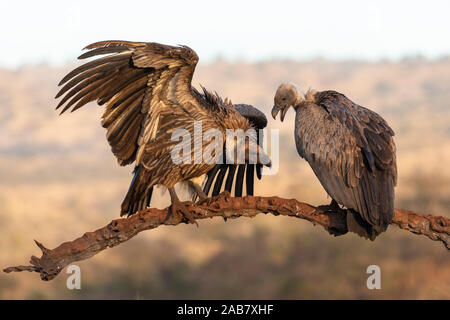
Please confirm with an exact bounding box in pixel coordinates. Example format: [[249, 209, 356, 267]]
[[271, 104, 288, 122]]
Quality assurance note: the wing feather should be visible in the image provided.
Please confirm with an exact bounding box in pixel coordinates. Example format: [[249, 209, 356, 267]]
[[224, 165, 237, 192], [200, 104, 268, 198], [245, 164, 255, 196], [212, 165, 228, 196], [58, 51, 131, 86], [101, 90, 143, 128], [56, 40, 202, 167], [234, 165, 246, 197], [203, 166, 220, 196], [77, 45, 130, 60], [55, 62, 125, 99]]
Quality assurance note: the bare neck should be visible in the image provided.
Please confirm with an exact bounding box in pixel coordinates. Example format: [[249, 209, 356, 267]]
[[293, 95, 306, 110], [294, 90, 317, 109]]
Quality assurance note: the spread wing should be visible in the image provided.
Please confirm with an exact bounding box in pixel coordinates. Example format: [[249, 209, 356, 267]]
[[55, 40, 203, 166], [297, 91, 396, 233], [201, 104, 268, 199]]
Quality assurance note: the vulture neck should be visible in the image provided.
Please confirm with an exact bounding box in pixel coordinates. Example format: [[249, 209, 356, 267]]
[[293, 96, 306, 110], [293, 102, 302, 110], [294, 90, 316, 109]]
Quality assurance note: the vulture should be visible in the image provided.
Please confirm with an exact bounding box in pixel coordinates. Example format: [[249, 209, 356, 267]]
[[272, 84, 397, 239], [55, 40, 271, 224]]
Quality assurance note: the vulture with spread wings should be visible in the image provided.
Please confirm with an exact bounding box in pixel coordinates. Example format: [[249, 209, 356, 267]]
[[55, 40, 271, 224], [272, 84, 397, 239]]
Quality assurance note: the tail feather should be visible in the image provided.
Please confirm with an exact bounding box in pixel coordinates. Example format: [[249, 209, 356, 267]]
[[348, 171, 395, 240], [145, 187, 154, 208], [346, 209, 379, 241], [121, 165, 153, 216]]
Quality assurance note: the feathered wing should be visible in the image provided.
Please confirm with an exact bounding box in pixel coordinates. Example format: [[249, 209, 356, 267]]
[[56, 40, 201, 166], [199, 104, 268, 199], [56, 40, 220, 215], [296, 91, 396, 237]]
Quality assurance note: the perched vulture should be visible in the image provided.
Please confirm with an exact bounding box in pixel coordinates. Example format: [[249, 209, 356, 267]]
[[272, 84, 397, 239], [55, 40, 271, 224]]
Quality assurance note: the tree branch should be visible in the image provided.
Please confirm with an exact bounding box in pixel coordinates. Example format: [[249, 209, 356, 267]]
[[3, 192, 449, 281]]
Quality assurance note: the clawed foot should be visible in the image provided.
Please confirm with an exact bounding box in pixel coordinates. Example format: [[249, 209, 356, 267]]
[[170, 200, 198, 227], [317, 200, 342, 214], [168, 187, 198, 227], [202, 191, 231, 206]]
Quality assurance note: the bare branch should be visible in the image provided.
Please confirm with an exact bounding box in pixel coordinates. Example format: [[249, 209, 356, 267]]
[[3, 192, 449, 281]]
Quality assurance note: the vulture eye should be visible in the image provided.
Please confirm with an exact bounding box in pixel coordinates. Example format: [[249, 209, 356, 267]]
[[282, 98, 286, 101]]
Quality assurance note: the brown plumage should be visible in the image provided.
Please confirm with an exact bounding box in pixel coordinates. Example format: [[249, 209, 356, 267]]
[[55, 40, 270, 222], [130, 103, 269, 209], [272, 84, 397, 239], [198, 104, 268, 200]]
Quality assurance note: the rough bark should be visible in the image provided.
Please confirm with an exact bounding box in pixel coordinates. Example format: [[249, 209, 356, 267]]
[[3, 192, 449, 281]]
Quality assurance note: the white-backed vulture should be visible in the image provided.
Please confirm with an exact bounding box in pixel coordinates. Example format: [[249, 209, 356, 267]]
[[272, 84, 397, 239], [55, 40, 271, 224]]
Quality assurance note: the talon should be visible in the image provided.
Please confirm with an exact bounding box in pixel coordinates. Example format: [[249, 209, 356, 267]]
[[171, 202, 198, 226], [168, 187, 198, 227]]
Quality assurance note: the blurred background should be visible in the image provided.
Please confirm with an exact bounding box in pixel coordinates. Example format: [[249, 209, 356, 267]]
[[0, 0, 449, 299]]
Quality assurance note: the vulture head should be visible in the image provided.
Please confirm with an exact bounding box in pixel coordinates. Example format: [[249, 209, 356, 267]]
[[272, 83, 304, 122]]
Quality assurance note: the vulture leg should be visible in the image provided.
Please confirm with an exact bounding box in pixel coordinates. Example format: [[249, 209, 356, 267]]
[[168, 187, 198, 226], [188, 181, 208, 202]]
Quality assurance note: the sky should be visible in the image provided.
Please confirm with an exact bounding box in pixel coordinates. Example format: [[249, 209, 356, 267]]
[[1, 0, 450, 68]]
